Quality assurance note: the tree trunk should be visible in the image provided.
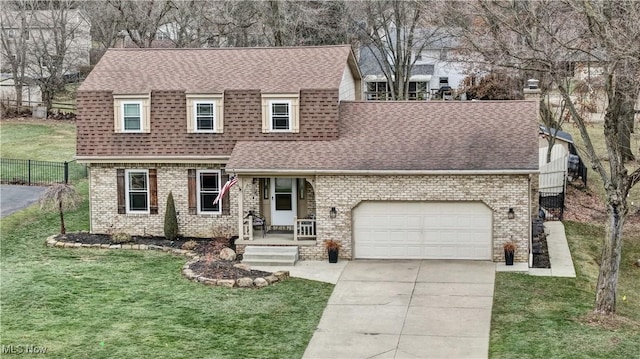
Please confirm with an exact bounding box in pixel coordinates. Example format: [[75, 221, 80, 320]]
[[594, 200, 626, 314], [58, 201, 66, 235]]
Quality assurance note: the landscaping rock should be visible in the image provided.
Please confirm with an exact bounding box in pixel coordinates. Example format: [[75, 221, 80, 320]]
[[274, 271, 290, 281], [264, 275, 279, 284], [219, 247, 236, 261], [233, 263, 251, 271], [237, 277, 254, 287], [217, 279, 236, 288], [254, 278, 268, 288], [635, 259, 640, 267]]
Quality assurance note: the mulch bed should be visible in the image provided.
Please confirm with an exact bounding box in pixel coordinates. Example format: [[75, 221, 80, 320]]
[[55, 232, 273, 281], [532, 232, 550, 268]]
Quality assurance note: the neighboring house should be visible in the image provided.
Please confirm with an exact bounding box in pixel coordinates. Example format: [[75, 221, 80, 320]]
[[358, 34, 468, 101], [0, 9, 91, 78], [76, 45, 538, 264], [358, 46, 433, 101], [0, 75, 41, 104]]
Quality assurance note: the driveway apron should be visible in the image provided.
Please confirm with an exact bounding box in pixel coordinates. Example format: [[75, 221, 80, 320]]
[[303, 260, 495, 359]]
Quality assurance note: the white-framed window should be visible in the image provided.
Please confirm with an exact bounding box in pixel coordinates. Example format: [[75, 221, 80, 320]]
[[195, 101, 216, 131], [261, 94, 299, 133], [122, 101, 143, 131], [113, 94, 150, 133], [125, 169, 149, 213], [186, 94, 223, 133], [269, 100, 292, 131], [197, 170, 221, 214]]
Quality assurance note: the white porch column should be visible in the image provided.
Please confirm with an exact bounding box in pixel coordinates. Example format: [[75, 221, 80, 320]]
[[237, 176, 244, 240]]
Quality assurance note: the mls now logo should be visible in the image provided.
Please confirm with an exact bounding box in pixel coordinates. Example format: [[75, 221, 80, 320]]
[[2, 345, 48, 354]]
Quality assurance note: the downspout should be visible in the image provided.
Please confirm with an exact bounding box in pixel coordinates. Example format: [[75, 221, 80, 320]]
[[528, 174, 533, 268]]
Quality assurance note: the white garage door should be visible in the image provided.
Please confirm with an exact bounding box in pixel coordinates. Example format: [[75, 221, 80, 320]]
[[353, 201, 492, 260]]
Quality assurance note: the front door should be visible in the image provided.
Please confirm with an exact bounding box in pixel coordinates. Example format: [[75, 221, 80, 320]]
[[270, 177, 297, 226]]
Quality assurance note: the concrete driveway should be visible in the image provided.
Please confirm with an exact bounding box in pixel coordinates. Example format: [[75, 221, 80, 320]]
[[0, 185, 47, 218], [303, 260, 495, 359]]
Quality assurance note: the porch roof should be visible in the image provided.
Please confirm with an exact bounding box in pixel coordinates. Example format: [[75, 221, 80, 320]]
[[226, 101, 539, 174]]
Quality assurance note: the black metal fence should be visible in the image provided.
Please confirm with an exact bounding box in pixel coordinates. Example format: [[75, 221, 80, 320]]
[[0, 158, 87, 185], [539, 191, 565, 221]]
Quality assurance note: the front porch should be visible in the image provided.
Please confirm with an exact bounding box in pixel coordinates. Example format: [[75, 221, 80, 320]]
[[236, 177, 318, 242]]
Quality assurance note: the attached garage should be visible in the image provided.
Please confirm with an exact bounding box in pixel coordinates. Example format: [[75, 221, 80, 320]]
[[353, 201, 493, 260]]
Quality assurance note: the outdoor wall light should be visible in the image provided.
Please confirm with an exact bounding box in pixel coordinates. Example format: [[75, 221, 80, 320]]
[[330, 207, 337, 219], [508, 208, 515, 219]]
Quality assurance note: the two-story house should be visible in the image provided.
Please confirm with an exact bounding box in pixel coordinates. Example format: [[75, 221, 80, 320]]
[[76, 45, 538, 264]]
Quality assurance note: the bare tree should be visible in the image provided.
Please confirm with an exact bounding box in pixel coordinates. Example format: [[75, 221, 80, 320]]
[[107, 0, 174, 48], [349, 0, 443, 100], [81, 0, 124, 61], [0, 2, 30, 106], [442, 0, 640, 315], [39, 183, 82, 235], [25, 0, 90, 109]]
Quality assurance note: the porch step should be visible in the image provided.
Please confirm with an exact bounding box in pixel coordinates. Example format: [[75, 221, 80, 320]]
[[242, 245, 298, 266]]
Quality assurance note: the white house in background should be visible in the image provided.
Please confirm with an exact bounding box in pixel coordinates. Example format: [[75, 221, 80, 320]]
[[0, 9, 91, 78], [0, 75, 41, 104], [357, 32, 469, 101]]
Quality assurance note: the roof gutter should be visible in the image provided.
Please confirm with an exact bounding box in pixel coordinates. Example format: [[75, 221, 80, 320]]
[[228, 168, 540, 176], [76, 156, 230, 164]]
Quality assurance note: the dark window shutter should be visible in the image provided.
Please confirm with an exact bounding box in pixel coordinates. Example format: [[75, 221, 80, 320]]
[[149, 169, 158, 214], [188, 169, 196, 215], [221, 173, 230, 215], [117, 169, 126, 214]]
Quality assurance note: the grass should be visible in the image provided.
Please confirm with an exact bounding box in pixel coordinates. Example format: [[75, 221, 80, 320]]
[[490, 117, 640, 357], [0, 120, 77, 161], [0, 184, 334, 358]]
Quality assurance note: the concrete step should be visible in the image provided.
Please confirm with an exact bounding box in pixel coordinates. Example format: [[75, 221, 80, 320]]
[[242, 245, 298, 266]]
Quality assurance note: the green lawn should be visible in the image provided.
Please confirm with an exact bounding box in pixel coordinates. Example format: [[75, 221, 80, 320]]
[[0, 182, 334, 358], [0, 120, 77, 161], [490, 221, 640, 358]]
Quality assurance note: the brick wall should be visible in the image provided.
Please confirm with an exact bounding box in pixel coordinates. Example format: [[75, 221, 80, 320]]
[[90, 163, 242, 238], [89, 168, 532, 263], [76, 89, 339, 157], [309, 174, 532, 263]]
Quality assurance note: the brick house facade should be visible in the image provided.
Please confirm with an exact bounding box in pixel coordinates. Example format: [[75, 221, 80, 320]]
[[77, 46, 538, 264]]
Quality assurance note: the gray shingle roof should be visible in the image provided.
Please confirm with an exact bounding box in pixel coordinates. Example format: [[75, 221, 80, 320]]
[[227, 101, 539, 173], [79, 45, 358, 94]]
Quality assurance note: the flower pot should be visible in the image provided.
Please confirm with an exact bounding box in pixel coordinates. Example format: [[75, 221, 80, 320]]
[[328, 249, 339, 263], [504, 250, 515, 265]]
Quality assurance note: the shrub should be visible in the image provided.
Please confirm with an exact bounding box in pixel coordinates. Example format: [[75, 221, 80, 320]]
[[164, 191, 179, 241], [112, 232, 132, 244], [323, 240, 342, 251], [182, 240, 198, 251]]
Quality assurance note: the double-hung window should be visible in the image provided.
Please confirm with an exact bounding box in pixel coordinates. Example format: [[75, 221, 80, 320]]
[[197, 170, 221, 213], [113, 94, 150, 133], [186, 94, 223, 133], [261, 94, 299, 133], [270, 100, 291, 131], [122, 102, 142, 131], [126, 169, 149, 213], [195, 101, 215, 131]]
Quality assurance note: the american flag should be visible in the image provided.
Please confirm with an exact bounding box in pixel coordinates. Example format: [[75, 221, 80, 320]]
[[213, 175, 238, 206]]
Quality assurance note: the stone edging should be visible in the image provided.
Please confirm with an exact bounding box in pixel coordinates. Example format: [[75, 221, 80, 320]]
[[45, 235, 289, 288]]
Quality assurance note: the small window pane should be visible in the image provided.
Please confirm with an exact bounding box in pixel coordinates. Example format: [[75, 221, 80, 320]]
[[272, 103, 289, 115], [129, 193, 148, 211], [197, 103, 213, 116], [197, 118, 214, 130], [200, 193, 219, 212], [200, 173, 219, 190], [275, 194, 292, 210], [129, 173, 147, 190], [124, 103, 140, 116], [275, 178, 292, 192]]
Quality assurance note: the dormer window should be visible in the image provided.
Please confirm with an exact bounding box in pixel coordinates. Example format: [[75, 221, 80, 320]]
[[261, 94, 299, 133], [186, 94, 223, 133], [113, 94, 150, 133]]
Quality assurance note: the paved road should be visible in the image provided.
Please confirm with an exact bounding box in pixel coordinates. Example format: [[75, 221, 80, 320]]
[[0, 185, 47, 218], [303, 260, 496, 359]]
